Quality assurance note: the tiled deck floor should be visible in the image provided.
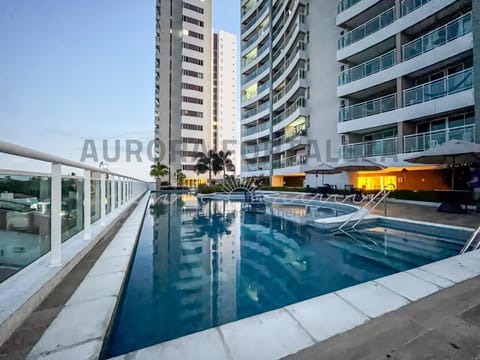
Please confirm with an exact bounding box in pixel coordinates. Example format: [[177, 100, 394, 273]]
[[285, 275, 480, 360]]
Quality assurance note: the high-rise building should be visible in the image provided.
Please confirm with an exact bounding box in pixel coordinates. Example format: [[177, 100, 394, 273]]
[[155, 1, 213, 187], [212, 31, 239, 174], [240, 0, 346, 187], [337, 0, 478, 190]]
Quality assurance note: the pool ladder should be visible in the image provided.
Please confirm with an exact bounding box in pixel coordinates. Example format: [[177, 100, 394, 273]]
[[338, 184, 396, 231], [460, 225, 480, 254]]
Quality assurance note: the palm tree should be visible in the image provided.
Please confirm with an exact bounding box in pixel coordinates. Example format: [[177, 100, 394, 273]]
[[150, 163, 169, 182], [175, 169, 186, 186], [194, 150, 222, 184], [217, 150, 235, 179]]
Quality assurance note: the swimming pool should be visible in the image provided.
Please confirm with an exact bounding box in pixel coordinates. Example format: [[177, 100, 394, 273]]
[[103, 194, 469, 358]]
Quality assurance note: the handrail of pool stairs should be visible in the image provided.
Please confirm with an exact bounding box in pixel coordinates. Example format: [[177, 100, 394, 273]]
[[338, 184, 396, 231], [460, 224, 480, 254]]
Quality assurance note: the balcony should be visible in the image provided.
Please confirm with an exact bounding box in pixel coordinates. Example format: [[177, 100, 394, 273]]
[[273, 154, 307, 170], [404, 124, 475, 153], [403, 68, 473, 108], [242, 161, 271, 172], [242, 121, 270, 137], [339, 94, 397, 122], [242, 2, 270, 36], [403, 12, 472, 61], [242, 61, 270, 86], [338, 6, 395, 49], [337, 0, 362, 14], [340, 137, 398, 159], [242, 142, 270, 155], [273, 69, 306, 104], [242, 102, 270, 122], [273, 97, 306, 125], [400, 0, 431, 17], [338, 49, 396, 86]]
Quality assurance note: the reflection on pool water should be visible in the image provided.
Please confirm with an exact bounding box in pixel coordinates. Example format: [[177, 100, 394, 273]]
[[104, 194, 466, 358]]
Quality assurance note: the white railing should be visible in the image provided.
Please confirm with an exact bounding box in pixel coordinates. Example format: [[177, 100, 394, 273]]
[[403, 68, 474, 107], [0, 140, 148, 282], [404, 124, 475, 153], [338, 49, 396, 85], [339, 93, 397, 122], [273, 154, 307, 169], [340, 137, 398, 159], [403, 12, 472, 61]]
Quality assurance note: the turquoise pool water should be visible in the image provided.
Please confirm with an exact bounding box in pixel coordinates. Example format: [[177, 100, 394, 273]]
[[104, 194, 467, 358]]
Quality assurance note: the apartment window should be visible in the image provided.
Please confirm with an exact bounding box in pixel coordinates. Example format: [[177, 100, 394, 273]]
[[182, 151, 204, 157], [182, 69, 204, 79], [183, 2, 204, 14], [182, 96, 203, 104], [182, 83, 204, 92], [182, 137, 203, 144], [183, 42, 204, 53], [182, 56, 204, 66], [183, 15, 204, 27], [182, 165, 197, 171], [187, 30, 204, 40], [182, 123, 204, 131], [182, 110, 203, 118]]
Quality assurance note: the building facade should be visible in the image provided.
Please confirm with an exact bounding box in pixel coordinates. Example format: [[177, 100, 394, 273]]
[[212, 31, 239, 174], [240, 0, 346, 187], [337, 0, 477, 190], [155, 0, 213, 186]]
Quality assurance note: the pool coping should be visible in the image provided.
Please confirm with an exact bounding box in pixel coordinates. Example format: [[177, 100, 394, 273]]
[[25, 192, 151, 360], [25, 193, 479, 360]]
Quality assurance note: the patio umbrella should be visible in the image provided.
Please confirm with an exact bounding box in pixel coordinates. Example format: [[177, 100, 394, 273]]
[[334, 158, 386, 172], [405, 140, 480, 189], [305, 163, 341, 185]]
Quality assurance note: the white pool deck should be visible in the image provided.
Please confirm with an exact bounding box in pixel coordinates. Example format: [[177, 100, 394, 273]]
[[24, 193, 480, 360]]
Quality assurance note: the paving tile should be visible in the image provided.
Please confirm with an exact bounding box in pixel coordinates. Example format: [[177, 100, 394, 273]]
[[27, 339, 101, 360], [219, 308, 314, 360], [420, 258, 478, 283], [375, 271, 441, 301], [336, 281, 410, 318], [113, 328, 230, 360], [87, 256, 130, 277], [28, 297, 116, 357], [66, 272, 124, 305], [406, 268, 455, 289], [286, 293, 369, 342]]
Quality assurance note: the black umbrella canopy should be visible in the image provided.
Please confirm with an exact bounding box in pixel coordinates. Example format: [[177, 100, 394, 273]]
[[305, 162, 342, 175], [334, 158, 386, 172]]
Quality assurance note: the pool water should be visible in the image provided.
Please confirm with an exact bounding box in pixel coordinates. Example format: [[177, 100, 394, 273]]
[[103, 194, 465, 358]]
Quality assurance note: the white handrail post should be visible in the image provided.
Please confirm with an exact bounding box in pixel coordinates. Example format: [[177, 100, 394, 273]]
[[50, 163, 62, 267], [124, 178, 128, 204], [84, 170, 91, 240], [111, 176, 117, 210], [100, 173, 106, 225]]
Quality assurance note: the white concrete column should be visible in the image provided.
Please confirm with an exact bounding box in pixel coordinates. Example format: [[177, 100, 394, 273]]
[[124, 179, 128, 203], [84, 170, 91, 240], [118, 178, 122, 206], [50, 163, 62, 267], [100, 173, 106, 225]]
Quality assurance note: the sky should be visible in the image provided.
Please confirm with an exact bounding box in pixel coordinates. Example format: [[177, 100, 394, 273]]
[[0, 0, 240, 180]]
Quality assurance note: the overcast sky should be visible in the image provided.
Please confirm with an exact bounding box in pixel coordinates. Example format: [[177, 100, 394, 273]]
[[0, 0, 240, 180]]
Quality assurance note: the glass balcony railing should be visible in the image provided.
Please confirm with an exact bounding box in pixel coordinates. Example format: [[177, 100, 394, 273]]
[[400, 0, 431, 17], [403, 68, 473, 107], [337, 0, 361, 14], [273, 154, 307, 169], [273, 97, 306, 125], [273, 69, 306, 103], [272, 125, 307, 147], [338, 49, 396, 85], [340, 137, 398, 159], [242, 142, 270, 155], [242, 3, 270, 34], [242, 0, 259, 16], [242, 121, 271, 136], [339, 94, 397, 122], [338, 6, 395, 49], [403, 12, 472, 61], [242, 39, 270, 67], [242, 61, 270, 84], [242, 81, 270, 102], [272, 41, 306, 82], [242, 162, 271, 172], [404, 124, 475, 153], [242, 102, 270, 120]]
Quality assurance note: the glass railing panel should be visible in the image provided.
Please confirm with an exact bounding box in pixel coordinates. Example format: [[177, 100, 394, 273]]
[[403, 13, 472, 61], [105, 179, 111, 215], [91, 179, 101, 222], [61, 177, 84, 242], [338, 7, 395, 49], [337, 0, 361, 14], [339, 94, 397, 122], [0, 174, 51, 282], [404, 125, 475, 152], [401, 0, 431, 17], [339, 49, 396, 85], [403, 68, 473, 107]]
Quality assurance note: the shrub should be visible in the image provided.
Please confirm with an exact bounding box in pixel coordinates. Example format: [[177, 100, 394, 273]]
[[389, 190, 439, 202]]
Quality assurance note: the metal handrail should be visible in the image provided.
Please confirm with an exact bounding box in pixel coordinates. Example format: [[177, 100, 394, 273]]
[[351, 186, 395, 229], [460, 225, 480, 254]]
